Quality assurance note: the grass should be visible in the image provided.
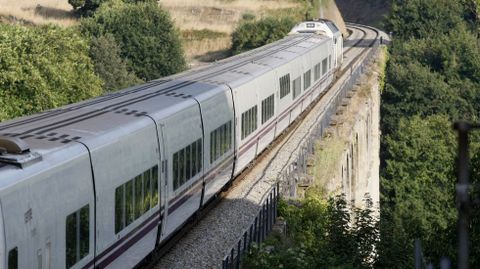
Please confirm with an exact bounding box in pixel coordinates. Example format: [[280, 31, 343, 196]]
[[161, 0, 299, 33], [160, 0, 298, 34], [307, 136, 347, 198], [161, 0, 301, 62], [0, 0, 76, 26]]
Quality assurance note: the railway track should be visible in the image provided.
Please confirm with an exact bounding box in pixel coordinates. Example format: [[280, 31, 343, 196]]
[[141, 24, 381, 269]]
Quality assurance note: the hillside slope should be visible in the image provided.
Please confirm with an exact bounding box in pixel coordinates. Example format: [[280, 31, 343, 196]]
[[319, 0, 348, 36], [335, 0, 390, 28]]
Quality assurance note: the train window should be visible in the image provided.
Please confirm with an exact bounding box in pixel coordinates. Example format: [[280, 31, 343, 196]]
[[8, 247, 18, 269], [241, 113, 245, 140], [254, 106, 257, 132], [329, 56, 332, 70], [314, 63, 321, 81], [261, 95, 274, 124], [114, 165, 160, 234], [173, 152, 179, 190], [210, 121, 233, 163], [279, 74, 291, 99], [292, 77, 301, 99], [143, 170, 151, 213], [178, 148, 185, 186], [125, 180, 134, 225], [304, 70, 311, 90], [197, 139, 202, 171], [186, 145, 192, 180], [241, 106, 257, 140], [228, 121, 232, 150], [192, 142, 197, 175], [172, 140, 202, 190], [79, 206, 89, 259], [197, 139, 203, 172], [215, 128, 221, 162], [152, 165, 159, 206], [66, 204, 89, 269], [115, 185, 125, 233], [135, 175, 143, 219], [37, 249, 42, 269], [322, 58, 328, 76], [210, 131, 215, 164]]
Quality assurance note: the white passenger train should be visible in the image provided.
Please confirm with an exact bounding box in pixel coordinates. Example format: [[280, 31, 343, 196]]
[[0, 20, 342, 269]]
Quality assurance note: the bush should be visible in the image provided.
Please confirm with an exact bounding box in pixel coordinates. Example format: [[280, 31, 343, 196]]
[[89, 34, 142, 92], [81, 0, 186, 81], [69, 0, 155, 16], [0, 24, 103, 121], [244, 195, 379, 269], [386, 0, 466, 39], [231, 16, 296, 54]]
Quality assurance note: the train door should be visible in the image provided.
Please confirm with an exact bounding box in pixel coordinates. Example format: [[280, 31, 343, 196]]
[[0, 200, 5, 269], [159, 123, 168, 238]]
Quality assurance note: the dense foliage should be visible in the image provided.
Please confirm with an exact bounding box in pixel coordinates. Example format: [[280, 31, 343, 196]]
[[0, 24, 103, 121], [68, 0, 154, 16], [81, 0, 186, 81], [380, 0, 480, 267], [89, 33, 142, 92], [231, 16, 296, 54], [244, 195, 379, 269]]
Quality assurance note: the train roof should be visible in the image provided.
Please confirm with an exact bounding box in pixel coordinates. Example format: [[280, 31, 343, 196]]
[[0, 33, 330, 172]]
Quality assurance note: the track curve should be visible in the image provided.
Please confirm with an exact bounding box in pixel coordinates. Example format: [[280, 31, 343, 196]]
[[142, 24, 383, 269]]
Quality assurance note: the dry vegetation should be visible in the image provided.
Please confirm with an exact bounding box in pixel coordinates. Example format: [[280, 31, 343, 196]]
[[161, 0, 298, 34], [0, 0, 302, 63], [0, 0, 76, 26], [160, 0, 301, 63]]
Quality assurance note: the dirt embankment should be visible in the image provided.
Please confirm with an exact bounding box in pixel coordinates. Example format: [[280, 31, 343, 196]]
[[335, 0, 391, 29], [319, 0, 348, 37]]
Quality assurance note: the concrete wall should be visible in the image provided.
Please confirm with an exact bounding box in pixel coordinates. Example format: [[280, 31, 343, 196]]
[[311, 48, 385, 209]]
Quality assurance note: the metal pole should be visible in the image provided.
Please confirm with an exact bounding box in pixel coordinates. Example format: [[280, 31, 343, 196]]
[[249, 224, 253, 250], [414, 239, 422, 269], [243, 232, 248, 254], [454, 122, 471, 269], [230, 248, 234, 269], [254, 216, 258, 244], [236, 240, 241, 269]]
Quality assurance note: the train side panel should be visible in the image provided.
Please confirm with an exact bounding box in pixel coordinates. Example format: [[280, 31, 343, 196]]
[[232, 77, 259, 174], [0, 200, 4, 269], [85, 118, 160, 269], [309, 40, 333, 100], [0, 144, 95, 269], [159, 103, 204, 241], [200, 88, 236, 204], [251, 70, 277, 156]]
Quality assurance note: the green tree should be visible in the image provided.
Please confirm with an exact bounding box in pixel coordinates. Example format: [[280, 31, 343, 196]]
[[69, 0, 155, 16], [231, 16, 296, 54], [380, 115, 457, 266], [81, 0, 186, 81], [0, 24, 103, 121], [386, 0, 466, 40], [244, 195, 379, 269], [89, 33, 142, 92]]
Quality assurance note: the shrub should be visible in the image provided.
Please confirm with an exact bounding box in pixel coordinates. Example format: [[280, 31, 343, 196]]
[[0, 24, 103, 121], [89, 33, 142, 92], [69, 0, 155, 16], [81, 0, 186, 81], [231, 16, 296, 54]]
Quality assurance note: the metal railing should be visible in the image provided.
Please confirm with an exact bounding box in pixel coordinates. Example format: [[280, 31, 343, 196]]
[[221, 183, 280, 269], [221, 39, 381, 269]]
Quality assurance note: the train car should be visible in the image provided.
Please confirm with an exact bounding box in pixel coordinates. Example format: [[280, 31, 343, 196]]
[[0, 21, 342, 269], [289, 19, 344, 70]]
